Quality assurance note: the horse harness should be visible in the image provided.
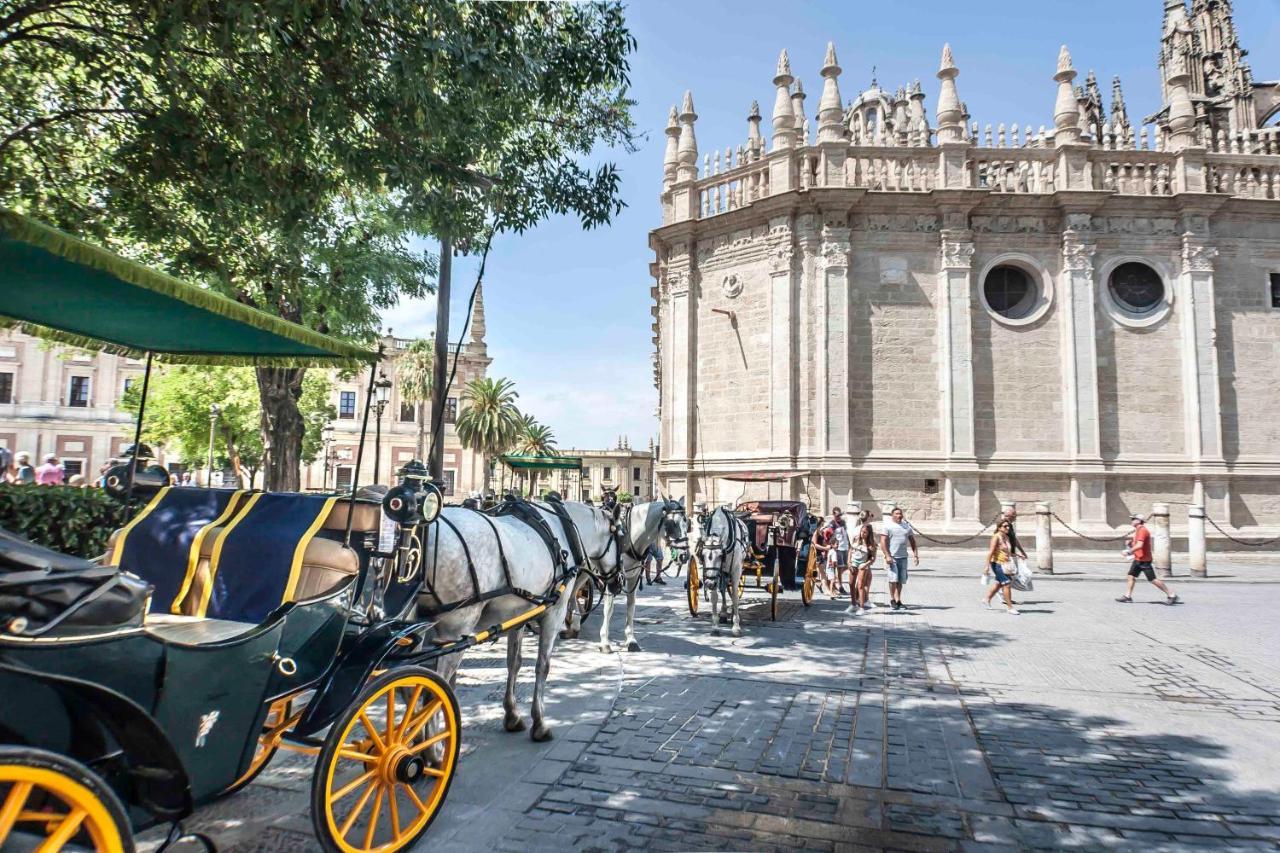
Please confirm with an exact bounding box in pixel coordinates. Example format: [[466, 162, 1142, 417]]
[[419, 496, 583, 617], [697, 506, 742, 591]]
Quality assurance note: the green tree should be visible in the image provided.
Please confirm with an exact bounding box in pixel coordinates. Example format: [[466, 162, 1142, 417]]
[[121, 365, 333, 487], [395, 340, 435, 461], [511, 413, 558, 496], [1, 1, 638, 490], [455, 377, 521, 494]]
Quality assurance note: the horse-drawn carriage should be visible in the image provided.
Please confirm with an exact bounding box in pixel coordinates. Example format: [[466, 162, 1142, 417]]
[[0, 210, 581, 852], [687, 499, 811, 622]]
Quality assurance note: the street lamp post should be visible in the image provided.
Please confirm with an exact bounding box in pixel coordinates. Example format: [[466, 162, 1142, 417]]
[[206, 404, 221, 487], [321, 424, 335, 490], [373, 372, 393, 484]]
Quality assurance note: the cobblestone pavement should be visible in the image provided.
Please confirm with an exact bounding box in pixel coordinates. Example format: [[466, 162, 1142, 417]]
[[145, 555, 1280, 851]]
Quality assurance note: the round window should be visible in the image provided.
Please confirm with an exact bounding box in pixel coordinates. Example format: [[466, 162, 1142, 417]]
[[1108, 263, 1164, 314], [983, 265, 1035, 320]]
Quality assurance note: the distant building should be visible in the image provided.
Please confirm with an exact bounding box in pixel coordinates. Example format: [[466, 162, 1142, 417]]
[[0, 329, 164, 479], [303, 285, 492, 497], [518, 437, 655, 503]]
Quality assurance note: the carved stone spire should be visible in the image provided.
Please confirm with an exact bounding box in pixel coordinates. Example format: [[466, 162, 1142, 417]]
[[1053, 45, 1081, 145], [469, 281, 487, 353], [747, 100, 764, 157], [817, 42, 845, 144], [662, 105, 681, 188], [1110, 76, 1131, 132], [791, 78, 807, 140], [907, 80, 929, 143], [676, 90, 698, 182], [935, 43, 964, 144], [771, 49, 796, 150], [1165, 39, 1197, 150]]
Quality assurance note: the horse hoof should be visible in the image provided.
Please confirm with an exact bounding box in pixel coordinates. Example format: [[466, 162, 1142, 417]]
[[504, 714, 527, 733], [731, 627, 742, 638], [626, 640, 641, 652], [711, 628, 720, 637], [598, 644, 612, 654], [531, 724, 554, 742]]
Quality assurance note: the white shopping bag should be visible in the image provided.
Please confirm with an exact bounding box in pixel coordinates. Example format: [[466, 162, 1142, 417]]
[[1012, 557, 1034, 592]]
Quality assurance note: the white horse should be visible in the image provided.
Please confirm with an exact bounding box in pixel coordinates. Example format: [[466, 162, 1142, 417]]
[[695, 506, 748, 637], [564, 497, 688, 653], [416, 505, 582, 741]]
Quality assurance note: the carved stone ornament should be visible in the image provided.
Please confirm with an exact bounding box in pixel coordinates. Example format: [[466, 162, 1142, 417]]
[[1062, 239, 1096, 274], [667, 270, 690, 296], [1182, 242, 1218, 274], [768, 242, 795, 275], [1064, 213, 1092, 232], [722, 273, 744, 299], [939, 238, 975, 269]]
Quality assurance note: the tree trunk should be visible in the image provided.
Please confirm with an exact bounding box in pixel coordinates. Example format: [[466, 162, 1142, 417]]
[[415, 401, 426, 461], [482, 455, 491, 495], [257, 366, 307, 491]]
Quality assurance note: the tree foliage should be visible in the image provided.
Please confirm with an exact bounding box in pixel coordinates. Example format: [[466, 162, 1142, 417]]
[[455, 376, 520, 492], [395, 339, 434, 460], [120, 365, 333, 486], [0, 1, 638, 489]]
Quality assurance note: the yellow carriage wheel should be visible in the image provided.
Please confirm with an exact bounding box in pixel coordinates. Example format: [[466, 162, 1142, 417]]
[[801, 548, 817, 607], [686, 556, 700, 617], [0, 747, 131, 853], [223, 697, 297, 797], [312, 667, 460, 853]]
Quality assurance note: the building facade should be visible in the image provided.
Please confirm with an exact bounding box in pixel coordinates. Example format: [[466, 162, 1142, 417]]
[[0, 329, 159, 478], [650, 2, 1280, 535], [521, 439, 655, 503], [303, 287, 492, 497]]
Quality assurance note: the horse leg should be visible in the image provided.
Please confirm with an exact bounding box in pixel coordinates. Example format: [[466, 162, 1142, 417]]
[[731, 560, 743, 637], [560, 574, 586, 640], [503, 626, 527, 732], [624, 580, 641, 652], [710, 572, 721, 635], [530, 608, 561, 742], [598, 589, 615, 653]]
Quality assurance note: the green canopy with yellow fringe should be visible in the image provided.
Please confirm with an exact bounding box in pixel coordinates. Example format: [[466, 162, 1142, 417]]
[[0, 209, 376, 367]]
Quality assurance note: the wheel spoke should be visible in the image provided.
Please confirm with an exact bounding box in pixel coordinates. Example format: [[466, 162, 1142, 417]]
[[395, 686, 424, 740], [407, 728, 451, 755], [362, 785, 383, 850], [338, 749, 377, 762], [385, 688, 396, 745], [387, 779, 403, 841], [401, 782, 428, 816], [36, 807, 86, 853], [400, 699, 441, 742], [358, 710, 386, 753], [338, 779, 378, 838], [332, 769, 376, 802], [0, 781, 33, 843]]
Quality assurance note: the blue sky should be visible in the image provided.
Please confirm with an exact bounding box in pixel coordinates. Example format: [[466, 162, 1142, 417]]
[[383, 0, 1280, 452]]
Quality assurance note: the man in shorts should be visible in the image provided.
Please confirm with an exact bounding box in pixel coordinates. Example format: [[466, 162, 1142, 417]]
[[880, 507, 919, 611], [1117, 514, 1180, 604]]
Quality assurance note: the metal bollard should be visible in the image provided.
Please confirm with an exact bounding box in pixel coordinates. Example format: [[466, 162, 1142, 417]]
[[1151, 503, 1172, 578], [1188, 505, 1207, 577], [1034, 502, 1053, 573]]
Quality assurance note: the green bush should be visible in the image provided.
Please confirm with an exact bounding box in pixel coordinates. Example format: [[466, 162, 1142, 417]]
[[0, 485, 130, 558]]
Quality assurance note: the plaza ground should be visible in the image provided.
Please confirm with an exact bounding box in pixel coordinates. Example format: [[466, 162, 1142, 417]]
[[153, 552, 1280, 851]]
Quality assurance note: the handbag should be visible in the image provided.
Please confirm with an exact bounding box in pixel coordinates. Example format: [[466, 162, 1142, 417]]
[[1011, 557, 1034, 592]]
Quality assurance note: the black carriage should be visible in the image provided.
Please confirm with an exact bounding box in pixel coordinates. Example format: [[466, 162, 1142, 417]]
[[686, 497, 811, 622], [0, 211, 492, 852]]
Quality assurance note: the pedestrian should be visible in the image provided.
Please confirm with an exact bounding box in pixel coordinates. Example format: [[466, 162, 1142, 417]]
[[13, 451, 35, 485], [34, 453, 63, 486], [644, 541, 666, 585], [981, 519, 1020, 615], [181, 472, 192, 486], [795, 511, 818, 587], [1117, 514, 1180, 605], [879, 507, 919, 610], [68, 474, 87, 488], [845, 510, 878, 615], [998, 504, 1030, 602], [825, 507, 849, 597], [0, 445, 11, 484]]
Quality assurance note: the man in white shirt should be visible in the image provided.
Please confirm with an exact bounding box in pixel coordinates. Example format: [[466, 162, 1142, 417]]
[[879, 507, 919, 611]]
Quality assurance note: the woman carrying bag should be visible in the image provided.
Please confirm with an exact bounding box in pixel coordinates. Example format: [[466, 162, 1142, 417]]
[[845, 510, 878, 615], [981, 520, 1020, 615]]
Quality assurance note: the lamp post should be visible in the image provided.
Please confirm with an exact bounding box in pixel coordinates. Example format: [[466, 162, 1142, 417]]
[[206, 404, 221, 487], [373, 372, 393, 484], [321, 424, 335, 490]]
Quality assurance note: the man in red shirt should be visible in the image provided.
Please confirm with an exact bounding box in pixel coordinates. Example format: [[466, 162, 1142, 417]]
[[1117, 514, 1180, 604]]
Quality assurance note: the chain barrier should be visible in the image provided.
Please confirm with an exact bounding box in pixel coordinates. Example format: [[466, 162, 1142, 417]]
[[1049, 512, 1131, 543], [911, 518, 998, 546], [1204, 514, 1280, 548]]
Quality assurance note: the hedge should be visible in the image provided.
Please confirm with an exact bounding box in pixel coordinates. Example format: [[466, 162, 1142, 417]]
[[0, 485, 130, 558]]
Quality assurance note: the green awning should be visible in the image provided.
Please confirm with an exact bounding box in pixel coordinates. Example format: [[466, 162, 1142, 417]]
[[500, 454, 582, 471], [0, 209, 376, 366]]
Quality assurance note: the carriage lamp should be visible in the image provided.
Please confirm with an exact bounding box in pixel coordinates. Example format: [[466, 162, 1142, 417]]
[[373, 372, 393, 483]]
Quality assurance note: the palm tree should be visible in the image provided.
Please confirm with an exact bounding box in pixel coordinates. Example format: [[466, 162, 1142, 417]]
[[512, 413, 558, 496], [455, 377, 521, 494], [396, 339, 434, 459]]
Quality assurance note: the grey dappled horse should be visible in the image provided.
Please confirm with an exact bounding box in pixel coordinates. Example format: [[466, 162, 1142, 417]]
[[695, 506, 748, 637]]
